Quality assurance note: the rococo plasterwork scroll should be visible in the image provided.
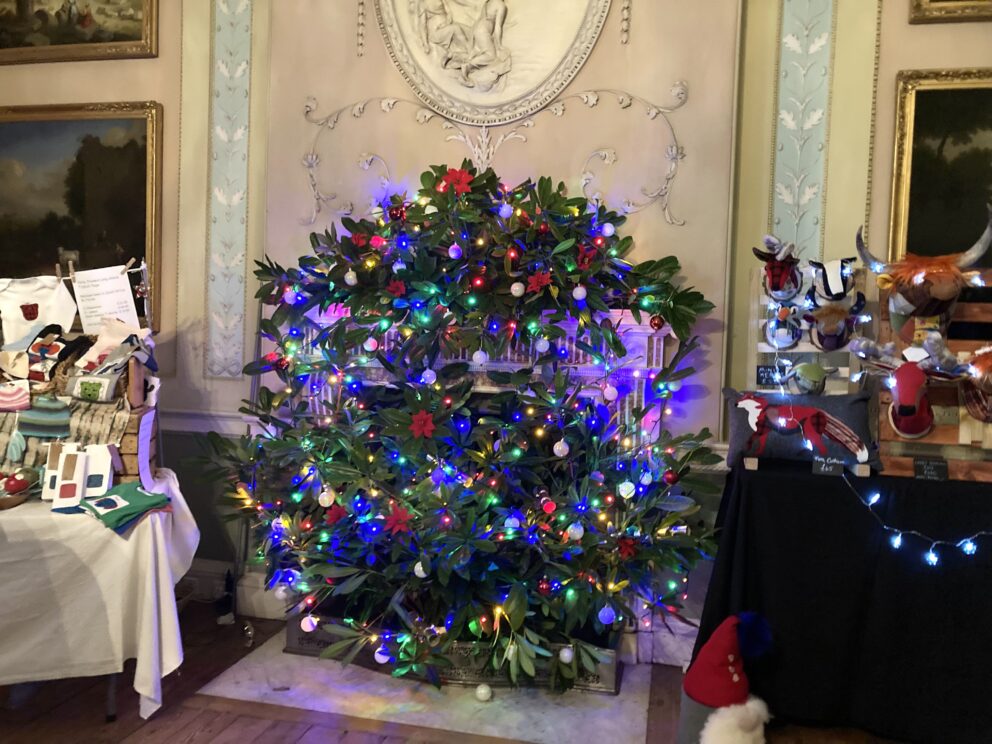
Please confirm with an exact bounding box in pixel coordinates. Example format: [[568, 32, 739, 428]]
[[373, 0, 612, 126]]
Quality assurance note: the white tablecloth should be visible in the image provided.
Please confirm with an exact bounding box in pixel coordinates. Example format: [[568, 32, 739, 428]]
[[0, 468, 199, 718]]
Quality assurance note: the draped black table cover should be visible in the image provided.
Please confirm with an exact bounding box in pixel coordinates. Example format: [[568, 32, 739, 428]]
[[694, 460, 992, 744]]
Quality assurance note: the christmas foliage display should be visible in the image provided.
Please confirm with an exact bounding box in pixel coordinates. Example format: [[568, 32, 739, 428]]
[[207, 162, 719, 689]]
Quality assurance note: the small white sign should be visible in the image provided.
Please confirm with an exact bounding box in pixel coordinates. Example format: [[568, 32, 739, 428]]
[[71, 266, 140, 335]]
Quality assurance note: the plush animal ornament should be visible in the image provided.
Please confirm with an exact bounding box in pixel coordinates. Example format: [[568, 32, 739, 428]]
[[753, 236, 802, 302], [856, 205, 991, 344], [850, 335, 965, 439], [763, 304, 804, 350], [735, 391, 870, 463], [803, 292, 866, 351], [807, 257, 858, 305], [676, 613, 773, 744], [962, 346, 992, 423], [781, 362, 837, 395]]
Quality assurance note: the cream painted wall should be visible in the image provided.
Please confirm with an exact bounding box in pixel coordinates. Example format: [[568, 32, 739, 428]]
[[867, 0, 992, 250], [262, 0, 742, 435]]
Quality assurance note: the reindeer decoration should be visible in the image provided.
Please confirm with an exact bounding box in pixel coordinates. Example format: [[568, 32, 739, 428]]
[[850, 335, 966, 439], [753, 236, 803, 302], [856, 205, 991, 344], [803, 293, 866, 351]]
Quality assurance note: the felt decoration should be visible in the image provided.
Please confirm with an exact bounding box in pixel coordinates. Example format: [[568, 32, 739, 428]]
[[52, 448, 87, 512], [324, 504, 347, 525], [26, 324, 91, 382], [807, 257, 858, 304], [67, 371, 122, 403], [42, 441, 76, 501], [762, 304, 803, 350], [753, 236, 802, 302], [781, 362, 837, 395], [409, 410, 436, 438], [384, 504, 412, 535], [440, 168, 473, 195], [527, 271, 552, 293]]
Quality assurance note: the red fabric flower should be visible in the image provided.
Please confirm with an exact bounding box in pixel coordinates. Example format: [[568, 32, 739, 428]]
[[386, 279, 406, 297], [385, 504, 413, 535], [618, 537, 638, 559], [370, 235, 387, 249], [442, 168, 473, 195], [577, 244, 598, 270], [527, 271, 552, 294], [409, 410, 436, 438], [351, 232, 368, 247], [324, 504, 348, 525]]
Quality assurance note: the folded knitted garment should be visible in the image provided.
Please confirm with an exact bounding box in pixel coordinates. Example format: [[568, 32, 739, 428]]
[[0, 380, 30, 411], [81, 481, 170, 532], [18, 395, 71, 439]]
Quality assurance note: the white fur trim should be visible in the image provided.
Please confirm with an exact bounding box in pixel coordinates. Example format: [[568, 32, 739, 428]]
[[700, 697, 770, 744]]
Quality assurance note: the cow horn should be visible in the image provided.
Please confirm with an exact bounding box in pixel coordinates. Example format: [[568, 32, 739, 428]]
[[955, 203, 992, 268], [856, 226, 889, 273], [753, 247, 775, 261]]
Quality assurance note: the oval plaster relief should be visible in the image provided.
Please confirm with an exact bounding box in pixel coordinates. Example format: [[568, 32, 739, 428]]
[[374, 0, 612, 126]]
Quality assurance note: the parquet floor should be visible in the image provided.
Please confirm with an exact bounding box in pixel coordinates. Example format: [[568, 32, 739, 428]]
[[0, 603, 897, 743]]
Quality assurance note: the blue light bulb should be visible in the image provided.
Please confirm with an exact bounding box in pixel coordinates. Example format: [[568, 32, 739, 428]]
[[961, 540, 977, 556], [868, 493, 880, 506], [924, 549, 939, 566], [890, 533, 902, 549]]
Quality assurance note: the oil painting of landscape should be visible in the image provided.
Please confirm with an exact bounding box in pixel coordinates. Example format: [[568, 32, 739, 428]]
[[0, 0, 156, 64]]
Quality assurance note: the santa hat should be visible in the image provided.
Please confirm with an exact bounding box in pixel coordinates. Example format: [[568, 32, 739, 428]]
[[676, 613, 772, 744]]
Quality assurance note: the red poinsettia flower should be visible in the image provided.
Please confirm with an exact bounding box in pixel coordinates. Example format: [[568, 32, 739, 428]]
[[324, 504, 348, 525], [409, 410, 436, 438], [618, 537, 638, 559], [384, 504, 413, 535], [527, 271, 552, 294], [441, 168, 473, 196], [351, 232, 368, 247], [386, 279, 406, 297], [370, 235, 387, 249], [577, 244, 598, 270]]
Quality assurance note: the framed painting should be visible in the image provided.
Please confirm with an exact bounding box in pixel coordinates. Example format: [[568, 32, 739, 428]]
[[0, 0, 157, 65], [910, 0, 992, 23], [889, 69, 992, 266], [0, 101, 162, 329]]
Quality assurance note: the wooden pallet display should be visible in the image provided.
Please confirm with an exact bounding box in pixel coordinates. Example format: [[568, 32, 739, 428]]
[[876, 282, 992, 481]]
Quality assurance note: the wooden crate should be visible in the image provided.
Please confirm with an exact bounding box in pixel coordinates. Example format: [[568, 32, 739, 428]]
[[117, 406, 158, 485], [876, 283, 992, 480]]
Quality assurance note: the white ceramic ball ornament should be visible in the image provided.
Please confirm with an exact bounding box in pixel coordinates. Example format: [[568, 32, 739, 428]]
[[344, 269, 358, 287], [448, 243, 463, 259], [363, 338, 379, 352], [499, 203, 514, 219], [300, 615, 319, 633], [597, 605, 617, 625], [504, 516, 521, 530], [274, 584, 292, 602], [414, 561, 428, 579], [602, 384, 618, 402], [534, 338, 550, 354], [392, 260, 407, 273], [639, 473, 653, 486], [553, 439, 570, 457], [475, 683, 493, 702], [420, 368, 437, 385], [472, 349, 490, 365], [572, 285, 587, 301], [618, 481, 636, 500], [510, 282, 526, 298], [558, 646, 575, 664], [374, 646, 391, 664], [567, 522, 585, 541], [668, 380, 683, 392], [317, 489, 336, 508]]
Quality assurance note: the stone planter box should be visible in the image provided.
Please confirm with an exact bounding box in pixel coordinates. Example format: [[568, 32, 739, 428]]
[[285, 617, 622, 695]]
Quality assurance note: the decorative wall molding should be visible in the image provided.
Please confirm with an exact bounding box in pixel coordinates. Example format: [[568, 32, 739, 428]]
[[620, 0, 632, 44], [373, 0, 612, 126], [205, 0, 253, 378], [770, 0, 834, 259], [301, 81, 689, 225], [357, 0, 367, 57]]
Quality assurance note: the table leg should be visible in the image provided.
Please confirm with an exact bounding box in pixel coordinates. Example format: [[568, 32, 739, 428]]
[[105, 673, 118, 723]]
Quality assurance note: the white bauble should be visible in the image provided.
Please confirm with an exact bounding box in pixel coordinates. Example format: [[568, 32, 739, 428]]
[[601, 222, 616, 238], [572, 285, 587, 301], [498, 203, 514, 219], [392, 260, 407, 273], [639, 473, 653, 486], [344, 270, 358, 287], [510, 282, 526, 298], [534, 338, 550, 354], [300, 615, 319, 633], [567, 522, 585, 541], [504, 516, 521, 530], [668, 380, 683, 392], [475, 683, 493, 702], [363, 338, 379, 352], [274, 584, 293, 602], [618, 481, 636, 500], [448, 243, 463, 259], [374, 646, 391, 664], [317, 489, 336, 508], [472, 349, 490, 365], [413, 560, 428, 579], [553, 439, 570, 457], [558, 646, 575, 664], [420, 368, 437, 385], [597, 605, 617, 625], [602, 385, 618, 402]]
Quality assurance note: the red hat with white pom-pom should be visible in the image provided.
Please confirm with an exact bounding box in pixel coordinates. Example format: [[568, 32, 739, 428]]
[[683, 615, 749, 707]]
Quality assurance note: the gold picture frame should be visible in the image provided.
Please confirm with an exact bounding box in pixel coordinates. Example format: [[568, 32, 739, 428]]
[[910, 0, 992, 24], [888, 68, 992, 262], [0, 0, 158, 65], [0, 101, 162, 331]]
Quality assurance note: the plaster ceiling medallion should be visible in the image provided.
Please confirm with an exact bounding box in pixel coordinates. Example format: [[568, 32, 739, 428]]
[[373, 0, 612, 126]]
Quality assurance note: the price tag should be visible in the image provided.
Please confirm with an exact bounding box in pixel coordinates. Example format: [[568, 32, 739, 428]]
[[756, 365, 780, 387], [914, 456, 948, 481], [811, 456, 845, 476]]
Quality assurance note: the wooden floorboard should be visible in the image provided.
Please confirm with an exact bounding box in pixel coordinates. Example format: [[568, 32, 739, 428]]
[[0, 601, 897, 743]]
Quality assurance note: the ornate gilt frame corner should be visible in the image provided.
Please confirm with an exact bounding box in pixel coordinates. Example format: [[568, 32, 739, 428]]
[[909, 0, 992, 24], [887, 68, 992, 262], [0, 101, 163, 332], [0, 0, 158, 66]]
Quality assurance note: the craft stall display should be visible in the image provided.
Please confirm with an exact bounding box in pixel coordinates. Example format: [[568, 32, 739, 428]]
[[0, 262, 192, 719]]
